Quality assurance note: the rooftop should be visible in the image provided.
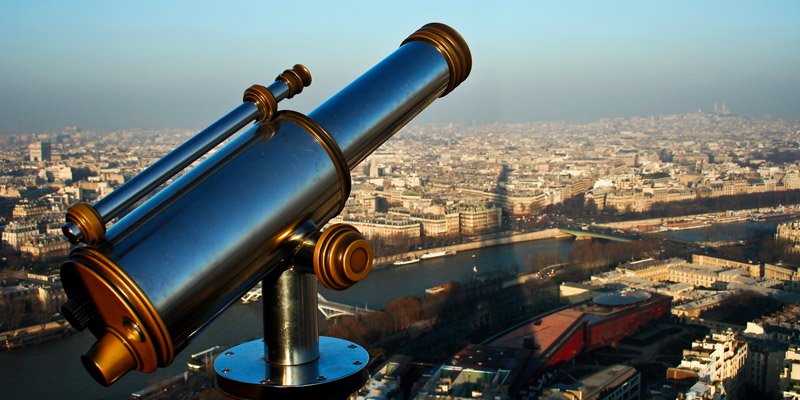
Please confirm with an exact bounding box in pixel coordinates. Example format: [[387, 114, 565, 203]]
[[487, 309, 584, 356]]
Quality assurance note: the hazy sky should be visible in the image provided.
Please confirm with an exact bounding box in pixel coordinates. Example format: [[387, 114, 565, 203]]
[[1, 1, 798, 132]]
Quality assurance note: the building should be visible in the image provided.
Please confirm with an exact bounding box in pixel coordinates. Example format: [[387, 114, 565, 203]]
[[692, 254, 761, 279], [744, 337, 786, 399], [617, 258, 680, 281], [18, 235, 70, 261], [413, 287, 668, 398], [667, 329, 748, 400], [28, 141, 51, 163], [777, 220, 800, 251], [592, 255, 800, 319], [764, 263, 800, 281], [11, 200, 49, 220], [1, 221, 38, 249], [357, 355, 414, 400], [415, 345, 531, 399], [388, 208, 460, 238], [482, 290, 669, 397], [539, 364, 640, 400], [331, 216, 421, 241], [781, 347, 800, 399], [457, 205, 502, 235], [745, 304, 800, 345]]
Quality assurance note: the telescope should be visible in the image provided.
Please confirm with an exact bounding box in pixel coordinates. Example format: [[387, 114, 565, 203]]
[[59, 22, 470, 399]]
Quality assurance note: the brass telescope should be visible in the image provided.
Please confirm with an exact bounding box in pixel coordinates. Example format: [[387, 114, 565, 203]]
[[59, 22, 470, 398]]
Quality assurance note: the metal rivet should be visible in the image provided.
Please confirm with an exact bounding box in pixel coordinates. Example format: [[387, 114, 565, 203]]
[[317, 376, 327, 381], [222, 368, 231, 374], [260, 379, 271, 384], [225, 351, 234, 356], [354, 360, 362, 365], [348, 344, 357, 349]]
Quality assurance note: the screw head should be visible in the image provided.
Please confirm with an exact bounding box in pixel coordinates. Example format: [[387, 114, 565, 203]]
[[348, 344, 357, 349], [316, 376, 327, 381], [222, 368, 231, 374], [225, 351, 234, 356], [354, 360, 363, 365]]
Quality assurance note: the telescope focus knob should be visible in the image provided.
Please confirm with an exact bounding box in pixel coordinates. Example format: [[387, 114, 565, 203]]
[[61, 296, 98, 331], [313, 224, 373, 290]]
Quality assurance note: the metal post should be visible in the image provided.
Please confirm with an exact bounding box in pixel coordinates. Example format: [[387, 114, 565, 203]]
[[263, 268, 320, 368], [214, 260, 369, 400]]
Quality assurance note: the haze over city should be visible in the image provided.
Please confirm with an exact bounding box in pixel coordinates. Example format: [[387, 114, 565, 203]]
[[1, 0, 799, 132]]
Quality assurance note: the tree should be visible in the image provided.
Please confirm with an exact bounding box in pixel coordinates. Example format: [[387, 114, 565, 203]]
[[385, 296, 421, 331], [0, 299, 25, 331]]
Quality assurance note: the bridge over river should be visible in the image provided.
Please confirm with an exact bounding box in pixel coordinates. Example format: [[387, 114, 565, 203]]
[[240, 285, 370, 319], [558, 228, 634, 242]]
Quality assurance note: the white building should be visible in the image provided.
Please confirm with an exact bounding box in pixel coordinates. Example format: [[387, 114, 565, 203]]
[[668, 329, 748, 400], [781, 347, 800, 399], [1, 221, 38, 249]]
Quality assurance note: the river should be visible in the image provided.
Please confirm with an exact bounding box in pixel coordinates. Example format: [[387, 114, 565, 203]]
[[0, 220, 778, 399]]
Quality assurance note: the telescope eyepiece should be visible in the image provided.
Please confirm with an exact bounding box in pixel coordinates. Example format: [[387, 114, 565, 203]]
[[63, 202, 105, 245]]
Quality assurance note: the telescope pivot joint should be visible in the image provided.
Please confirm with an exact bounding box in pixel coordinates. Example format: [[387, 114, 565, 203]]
[[289, 223, 373, 290]]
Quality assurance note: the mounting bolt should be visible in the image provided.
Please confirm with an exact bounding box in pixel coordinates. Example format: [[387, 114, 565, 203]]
[[225, 351, 234, 356], [348, 344, 357, 349], [222, 368, 231, 374], [354, 360, 363, 365], [260, 379, 271, 385], [317, 376, 327, 381]]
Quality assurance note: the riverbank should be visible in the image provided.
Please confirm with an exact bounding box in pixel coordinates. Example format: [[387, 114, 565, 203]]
[[374, 228, 570, 267], [373, 204, 800, 269], [594, 204, 800, 231], [0, 319, 73, 351]]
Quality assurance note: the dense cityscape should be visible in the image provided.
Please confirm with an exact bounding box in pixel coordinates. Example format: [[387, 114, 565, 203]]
[[2, 110, 800, 399]]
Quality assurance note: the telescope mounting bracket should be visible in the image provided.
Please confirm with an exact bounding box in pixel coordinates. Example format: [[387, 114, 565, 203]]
[[214, 222, 372, 399]]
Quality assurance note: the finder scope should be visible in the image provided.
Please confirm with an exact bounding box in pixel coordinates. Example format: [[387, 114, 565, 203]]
[[60, 22, 471, 398]]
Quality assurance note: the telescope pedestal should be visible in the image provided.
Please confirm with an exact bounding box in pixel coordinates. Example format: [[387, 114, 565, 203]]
[[214, 267, 369, 399], [214, 336, 368, 400]]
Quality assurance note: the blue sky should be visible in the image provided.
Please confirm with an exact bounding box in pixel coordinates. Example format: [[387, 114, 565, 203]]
[[1, 1, 798, 131]]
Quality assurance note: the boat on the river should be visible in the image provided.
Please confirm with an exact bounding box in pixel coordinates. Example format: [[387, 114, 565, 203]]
[[663, 220, 712, 231], [419, 250, 456, 260], [425, 282, 454, 295], [393, 257, 420, 266], [749, 212, 798, 222]]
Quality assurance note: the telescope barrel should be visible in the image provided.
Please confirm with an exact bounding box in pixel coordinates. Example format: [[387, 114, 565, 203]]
[[314, 24, 471, 168], [62, 65, 312, 245], [60, 23, 470, 386], [63, 102, 258, 243]]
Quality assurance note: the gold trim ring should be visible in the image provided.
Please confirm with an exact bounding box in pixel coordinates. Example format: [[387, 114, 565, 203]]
[[401, 22, 472, 97], [277, 110, 351, 214]]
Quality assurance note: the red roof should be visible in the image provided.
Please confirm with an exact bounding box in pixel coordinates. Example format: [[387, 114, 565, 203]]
[[488, 308, 584, 356]]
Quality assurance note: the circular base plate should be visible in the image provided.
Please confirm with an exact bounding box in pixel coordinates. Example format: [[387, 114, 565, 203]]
[[214, 336, 368, 400]]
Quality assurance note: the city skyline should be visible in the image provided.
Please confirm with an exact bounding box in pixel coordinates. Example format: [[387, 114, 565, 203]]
[[1, 1, 799, 132]]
